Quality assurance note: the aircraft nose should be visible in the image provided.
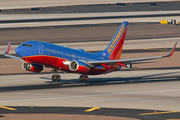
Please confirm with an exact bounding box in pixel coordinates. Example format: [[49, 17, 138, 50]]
[[15, 46, 22, 57]]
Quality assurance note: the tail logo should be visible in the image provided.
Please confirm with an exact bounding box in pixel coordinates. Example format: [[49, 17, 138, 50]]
[[107, 24, 126, 54]]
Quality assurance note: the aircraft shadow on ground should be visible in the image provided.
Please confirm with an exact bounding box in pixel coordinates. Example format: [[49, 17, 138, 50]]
[[0, 70, 180, 92]]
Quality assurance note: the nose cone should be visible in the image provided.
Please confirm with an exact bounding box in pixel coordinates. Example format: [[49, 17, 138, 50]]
[[15, 46, 22, 57]]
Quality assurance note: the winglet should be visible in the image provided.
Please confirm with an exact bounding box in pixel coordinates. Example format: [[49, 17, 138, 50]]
[[4, 41, 22, 60], [4, 41, 11, 55], [164, 42, 177, 57]]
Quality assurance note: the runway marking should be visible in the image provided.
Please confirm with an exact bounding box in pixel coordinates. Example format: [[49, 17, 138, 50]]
[[85, 107, 100, 112], [0, 106, 17, 110], [140, 111, 178, 115], [1, 89, 180, 103]]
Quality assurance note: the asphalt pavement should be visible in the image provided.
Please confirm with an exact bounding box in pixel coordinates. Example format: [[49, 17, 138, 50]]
[[0, 23, 179, 45], [1, 2, 180, 14]]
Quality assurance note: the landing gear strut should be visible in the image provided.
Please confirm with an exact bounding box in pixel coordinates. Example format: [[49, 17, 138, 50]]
[[52, 69, 61, 82], [79, 74, 88, 82]]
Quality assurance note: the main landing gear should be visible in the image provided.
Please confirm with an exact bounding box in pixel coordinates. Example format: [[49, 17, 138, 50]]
[[52, 69, 61, 82], [79, 74, 88, 82]]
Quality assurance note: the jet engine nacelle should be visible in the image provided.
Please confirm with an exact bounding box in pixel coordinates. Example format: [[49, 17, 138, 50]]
[[22, 62, 43, 73], [69, 60, 90, 74]]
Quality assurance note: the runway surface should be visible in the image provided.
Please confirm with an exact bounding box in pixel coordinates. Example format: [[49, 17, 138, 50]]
[[0, 0, 178, 9], [0, 69, 180, 111], [2, 11, 180, 24], [1, 2, 180, 14], [1, 106, 180, 120], [0, 23, 180, 45], [1, 68, 180, 119], [1, 1, 180, 119], [1, 1, 180, 29], [1, 68, 180, 120]]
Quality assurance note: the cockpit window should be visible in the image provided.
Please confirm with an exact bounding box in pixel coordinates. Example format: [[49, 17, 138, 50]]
[[21, 44, 33, 47]]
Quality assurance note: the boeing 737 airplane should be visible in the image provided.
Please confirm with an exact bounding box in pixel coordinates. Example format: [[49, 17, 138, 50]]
[[4, 21, 177, 82]]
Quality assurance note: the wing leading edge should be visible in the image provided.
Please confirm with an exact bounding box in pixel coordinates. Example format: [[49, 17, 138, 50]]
[[88, 42, 177, 66]]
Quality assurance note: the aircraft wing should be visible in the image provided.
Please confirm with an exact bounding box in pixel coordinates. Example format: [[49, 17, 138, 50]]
[[4, 41, 22, 60], [88, 42, 177, 66]]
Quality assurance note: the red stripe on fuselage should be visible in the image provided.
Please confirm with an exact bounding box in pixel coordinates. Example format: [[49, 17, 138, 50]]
[[22, 55, 67, 69], [22, 55, 120, 75]]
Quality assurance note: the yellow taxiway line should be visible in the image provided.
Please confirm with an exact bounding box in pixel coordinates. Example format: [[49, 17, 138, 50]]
[[85, 107, 100, 112], [0, 106, 17, 110], [140, 111, 178, 115]]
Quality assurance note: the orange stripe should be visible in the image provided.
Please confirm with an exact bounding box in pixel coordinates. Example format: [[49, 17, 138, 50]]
[[114, 44, 124, 60]]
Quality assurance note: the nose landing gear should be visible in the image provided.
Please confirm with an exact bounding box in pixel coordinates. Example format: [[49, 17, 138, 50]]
[[52, 69, 61, 82], [79, 74, 88, 82]]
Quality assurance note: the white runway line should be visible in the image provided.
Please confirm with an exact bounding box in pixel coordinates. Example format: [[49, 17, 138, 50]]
[[1, 89, 180, 103]]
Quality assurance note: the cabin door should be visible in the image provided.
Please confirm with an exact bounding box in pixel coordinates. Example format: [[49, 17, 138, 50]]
[[37, 43, 43, 54]]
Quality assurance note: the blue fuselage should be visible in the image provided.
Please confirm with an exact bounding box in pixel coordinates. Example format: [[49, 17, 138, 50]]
[[15, 41, 119, 75]]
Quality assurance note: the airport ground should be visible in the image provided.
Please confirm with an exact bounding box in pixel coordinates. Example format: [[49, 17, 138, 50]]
[[0, 27, 180, 120], [1, 1, 180, 120], [0, 23, 180, 45]]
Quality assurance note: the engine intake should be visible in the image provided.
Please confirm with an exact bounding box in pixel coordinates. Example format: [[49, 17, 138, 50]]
[[22, 63, 43, 73], [69, 61, 90, 74]]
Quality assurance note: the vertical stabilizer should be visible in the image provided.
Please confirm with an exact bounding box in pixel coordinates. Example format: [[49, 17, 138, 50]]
[[95, 21, 128, 60]]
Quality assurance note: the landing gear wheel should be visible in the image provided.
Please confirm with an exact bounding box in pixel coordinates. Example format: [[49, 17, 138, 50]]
[[52, 75, 56, 81], [52, 75, 61, 82], [51, 69, 61, 82], [79, 75, 84, 82], [57, 75, 61, 82], [79, 75, 88, 82]]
